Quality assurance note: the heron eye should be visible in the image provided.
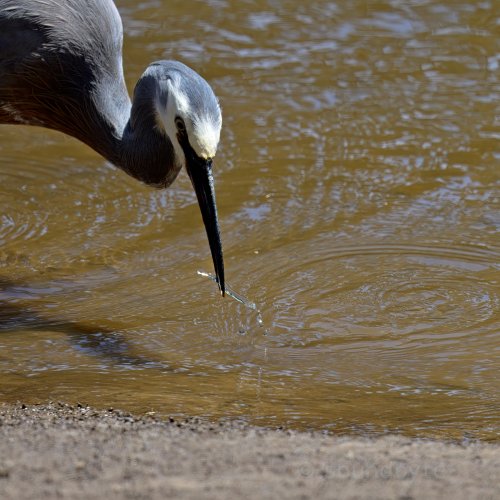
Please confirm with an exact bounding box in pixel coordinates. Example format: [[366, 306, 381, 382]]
[[175, 117, 186, 133]]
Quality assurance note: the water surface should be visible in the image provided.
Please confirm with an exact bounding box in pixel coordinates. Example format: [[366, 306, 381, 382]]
[[0, 0, 499, 440]]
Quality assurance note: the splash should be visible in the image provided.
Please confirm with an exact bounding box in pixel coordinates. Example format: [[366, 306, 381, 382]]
[[197, 270, 264, 327]]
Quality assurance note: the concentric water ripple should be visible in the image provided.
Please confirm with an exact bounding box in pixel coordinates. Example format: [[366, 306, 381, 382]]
[[258, 242, 499, 341]]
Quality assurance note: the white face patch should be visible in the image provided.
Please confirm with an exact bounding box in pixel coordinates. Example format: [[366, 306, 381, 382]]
[[155, 79, 189, 168], [166, 79, 190, 117], [156, 75, 221, 165], [191, 116, 221, 160]]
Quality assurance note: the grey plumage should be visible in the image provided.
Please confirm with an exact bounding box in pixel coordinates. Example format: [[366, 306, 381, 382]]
[[0, 0, 128, 160], [0, 0, 226, 294]]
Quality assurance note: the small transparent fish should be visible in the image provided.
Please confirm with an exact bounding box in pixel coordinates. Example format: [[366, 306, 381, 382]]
[[197, 270, 264, 327]]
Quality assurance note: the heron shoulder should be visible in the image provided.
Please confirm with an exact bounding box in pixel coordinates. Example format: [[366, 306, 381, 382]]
[[0, 0, 123, 68]]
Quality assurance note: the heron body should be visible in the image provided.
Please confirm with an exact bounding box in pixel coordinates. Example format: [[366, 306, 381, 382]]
[[0, 0, 225, 293]]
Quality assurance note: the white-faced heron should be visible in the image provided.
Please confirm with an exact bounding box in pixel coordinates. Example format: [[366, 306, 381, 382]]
[[0, 0, 225, 294]]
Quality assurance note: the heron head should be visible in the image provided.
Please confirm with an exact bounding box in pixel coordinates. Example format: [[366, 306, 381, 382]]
[[152, 61, 225, 295], [152, 61, 222, 166]]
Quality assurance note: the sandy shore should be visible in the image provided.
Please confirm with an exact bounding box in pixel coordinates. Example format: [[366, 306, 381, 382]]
[[0, 403, 498, 499]]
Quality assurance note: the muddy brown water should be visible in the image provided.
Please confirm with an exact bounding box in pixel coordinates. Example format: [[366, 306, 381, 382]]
[[0, 0, 499, 440]]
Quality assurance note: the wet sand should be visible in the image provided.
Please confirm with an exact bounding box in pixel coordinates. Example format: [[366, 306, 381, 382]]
[[0, 403, 498, 499]]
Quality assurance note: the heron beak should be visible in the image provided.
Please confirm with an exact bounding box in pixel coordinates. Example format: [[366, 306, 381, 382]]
[[185, 157, 225, 296]]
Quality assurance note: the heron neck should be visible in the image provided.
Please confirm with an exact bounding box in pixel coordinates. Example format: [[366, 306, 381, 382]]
[[91, 74, 181, 187]]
